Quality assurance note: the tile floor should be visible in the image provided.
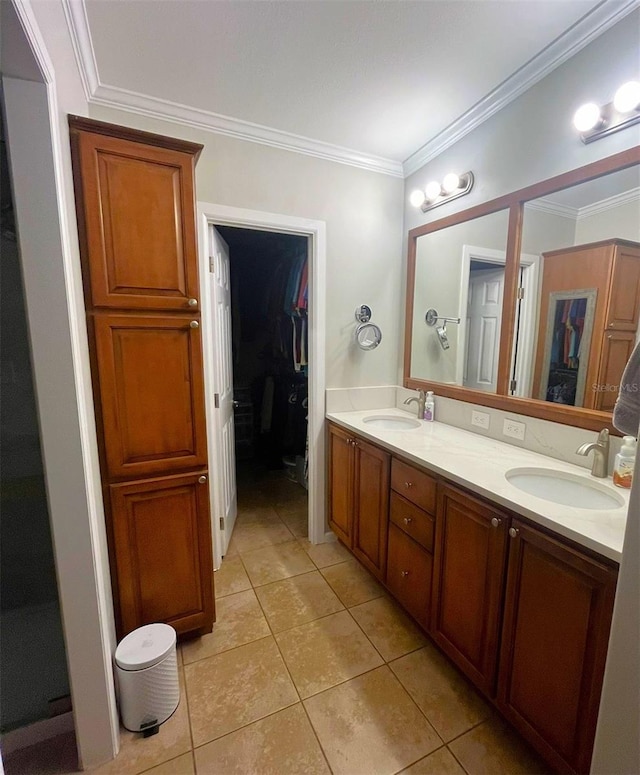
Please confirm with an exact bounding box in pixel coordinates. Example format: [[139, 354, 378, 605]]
[[5, 467, 550, 775]]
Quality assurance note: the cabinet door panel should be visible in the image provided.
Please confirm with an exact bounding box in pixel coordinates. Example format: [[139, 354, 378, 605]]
[[75, 131, 199, 310], [431, 484, 508, 694], [387, 523, 432, 629], [94, 313, 207, 478], [352, 439, 390, 580], [608, 246, 640, 330], [594, 330, 636, 412], [328, 424, 354, 546], [110, 472, 214, 637], [497, 520, 617, 774]]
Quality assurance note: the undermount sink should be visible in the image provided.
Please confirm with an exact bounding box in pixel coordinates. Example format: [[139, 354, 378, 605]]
[[505, 467, 625, 510], [362, 415, 421, 430]]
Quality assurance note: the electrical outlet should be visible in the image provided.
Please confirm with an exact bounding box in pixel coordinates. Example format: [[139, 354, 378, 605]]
[[471, 410, 490, 429], [503, 418, 525, 440]]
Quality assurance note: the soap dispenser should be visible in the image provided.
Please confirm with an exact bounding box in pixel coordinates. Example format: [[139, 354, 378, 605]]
[[613, 435, 636, 489], [424, 391, 435, 422]]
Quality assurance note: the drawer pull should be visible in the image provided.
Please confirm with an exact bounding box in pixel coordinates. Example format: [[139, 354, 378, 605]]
[[509, 527, 519, 538], [403, 517, 413, 525], [198, 475, 207, 484], [188, 298, 198, 307], [190, 320, 199, 329], [490, 517, 502, 528], [404, 481, 414, 489], [401, 570, 410, 578]]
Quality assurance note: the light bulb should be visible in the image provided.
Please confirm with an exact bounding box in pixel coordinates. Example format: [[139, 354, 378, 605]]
[[442, 173, 461, 194], [573, 103, 602, 133], [613, 81, 640, 113], [425, 181, 442, 201], [409, 189, 426, 208]]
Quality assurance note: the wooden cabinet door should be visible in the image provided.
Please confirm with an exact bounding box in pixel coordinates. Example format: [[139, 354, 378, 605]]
[[607, 244, 640, 331], [386, 523, 432, 629], [93, 313, 207, 479], [431, 484, 509, 694], [497, 520, 617, 774], [594, 330, 636, 412], [109, 472, 214, 637], [328, 424, 355, 546], [352, 438, 390, 580], [72, 129, 201, 311]]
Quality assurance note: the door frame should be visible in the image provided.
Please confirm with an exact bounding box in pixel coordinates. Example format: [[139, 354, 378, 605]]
[[197, 203, 327, 569], [457, 245, 540, 396]]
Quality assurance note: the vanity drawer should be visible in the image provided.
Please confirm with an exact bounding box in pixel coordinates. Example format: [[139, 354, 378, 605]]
[[391, 458, 437, 513], [390, 492, 434, 552], [386, 523, 432, 629]]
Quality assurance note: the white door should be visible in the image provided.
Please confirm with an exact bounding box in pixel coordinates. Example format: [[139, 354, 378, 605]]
[[209, 226, 237, 555], [464, 267, 505, 392]]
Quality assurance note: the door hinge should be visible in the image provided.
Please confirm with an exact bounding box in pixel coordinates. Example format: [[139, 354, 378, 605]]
[[219, 517, 225, 530], [516, 287, 524, 300], [214, 393, 220, 408], [509, 378, 517, 392], [209, 255, 215, 273]]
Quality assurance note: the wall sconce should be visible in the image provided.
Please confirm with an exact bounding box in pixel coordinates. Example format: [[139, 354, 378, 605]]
[[573, 80, 640, 144], [409, 172, 474, 212]]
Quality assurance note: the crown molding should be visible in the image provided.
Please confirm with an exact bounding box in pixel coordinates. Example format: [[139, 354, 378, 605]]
[[578, 186, 640, 218], [524, 199, 578, 219], [61, 0, 99, 100], [89, 83, 404, 177], [524, 186, 640, 220], [63, 0, 637, 180], [403, 0, 640, 177]]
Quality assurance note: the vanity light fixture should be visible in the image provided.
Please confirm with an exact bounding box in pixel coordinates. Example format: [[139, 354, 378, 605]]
[[410, 171, 474, 213], [573, 80, 640, 143]]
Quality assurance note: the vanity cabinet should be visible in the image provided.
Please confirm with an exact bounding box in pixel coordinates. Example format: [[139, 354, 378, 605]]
[[70, 117, 214, 639], [326, 421, 618, 774], [431, 483, 509, 695], [497, 519, 617, 775], [327, 424, 390, 580]]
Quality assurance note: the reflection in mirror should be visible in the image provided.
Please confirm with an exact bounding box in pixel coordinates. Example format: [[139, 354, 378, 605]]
[[514, 165, 640, 410], [411, 209, 509, 391]]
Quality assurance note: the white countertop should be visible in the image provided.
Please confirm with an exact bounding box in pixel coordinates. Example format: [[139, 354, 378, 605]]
[[326, 408, 630, 563]]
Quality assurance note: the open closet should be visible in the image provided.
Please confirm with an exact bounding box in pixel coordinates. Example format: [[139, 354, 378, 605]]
[[213, 225, 310, 551]]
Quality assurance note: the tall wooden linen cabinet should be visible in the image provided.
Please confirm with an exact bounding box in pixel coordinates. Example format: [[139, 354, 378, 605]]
[[68, 117, 214, 639]]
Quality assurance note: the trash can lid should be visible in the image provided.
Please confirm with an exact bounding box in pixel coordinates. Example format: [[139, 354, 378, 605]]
[[115, 623, 177, 671]]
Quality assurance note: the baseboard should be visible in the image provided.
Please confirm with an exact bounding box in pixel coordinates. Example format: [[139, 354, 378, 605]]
[[1, 712, 74, 755]]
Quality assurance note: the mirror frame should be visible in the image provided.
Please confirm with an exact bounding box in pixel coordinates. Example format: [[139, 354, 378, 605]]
[[404, 145, 640, 433]]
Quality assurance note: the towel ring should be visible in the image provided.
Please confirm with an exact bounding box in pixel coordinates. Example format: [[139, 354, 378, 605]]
[[355, 322, 382, 350]]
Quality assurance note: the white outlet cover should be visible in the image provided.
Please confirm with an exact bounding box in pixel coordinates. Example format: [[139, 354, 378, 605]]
[[471, 411, 490, 429], [503, 418, 525, 440]]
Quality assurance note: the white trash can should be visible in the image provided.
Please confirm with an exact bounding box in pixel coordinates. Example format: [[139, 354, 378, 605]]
[[115, 623, 179, 737]]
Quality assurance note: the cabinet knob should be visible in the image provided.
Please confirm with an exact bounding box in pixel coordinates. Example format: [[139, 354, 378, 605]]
[[190, 320, 199, 329], [490, 517, 502, 528], [188, 298, 198, 307], [404, 481, 413, 489], [403, 517, 413, 525], [401, 570, 410, 578], [198, 475, 207, 484], [509, 527, 519, 538], [352, 440, 358, 447]]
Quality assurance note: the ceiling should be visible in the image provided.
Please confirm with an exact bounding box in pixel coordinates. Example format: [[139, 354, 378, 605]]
[[71, 0, 636, 176]]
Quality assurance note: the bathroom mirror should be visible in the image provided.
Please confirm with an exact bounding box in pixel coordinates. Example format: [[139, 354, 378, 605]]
[[404, 147, 640, 432], [410, 209, 510, 392]]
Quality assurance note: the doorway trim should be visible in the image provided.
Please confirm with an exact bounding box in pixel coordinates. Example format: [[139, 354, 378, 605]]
[[197, 203, 327, 568], [457, 245, 540, 395]]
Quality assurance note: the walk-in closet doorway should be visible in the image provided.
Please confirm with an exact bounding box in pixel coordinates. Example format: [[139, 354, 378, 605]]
[[198, 204, 327, 569]]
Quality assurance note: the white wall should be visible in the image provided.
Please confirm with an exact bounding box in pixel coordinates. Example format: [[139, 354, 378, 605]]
[[3, 0, 120, 767], [88, 105, 405, 390], [575, 198, 640, 243]]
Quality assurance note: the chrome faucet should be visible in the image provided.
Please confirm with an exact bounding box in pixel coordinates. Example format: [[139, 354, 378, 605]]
[[576, 428, 610, 478], [404, 389, 426, 419]]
